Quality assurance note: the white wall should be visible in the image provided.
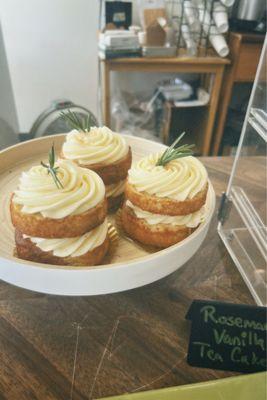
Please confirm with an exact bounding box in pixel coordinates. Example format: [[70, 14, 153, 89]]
[[0, 21, 18, 132], [0, 0, 197, 134], [0, 0, 99, 132], [0, 20, 19, 149]]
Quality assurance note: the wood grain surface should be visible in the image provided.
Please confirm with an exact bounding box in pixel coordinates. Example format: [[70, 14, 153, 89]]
[[0, 156, 259, 400]]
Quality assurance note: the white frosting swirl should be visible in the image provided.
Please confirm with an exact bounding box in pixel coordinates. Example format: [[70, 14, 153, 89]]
[[126, 201, 206, 227], [13, 159, 105, 219], [106, 179, 125, 198], [23, 219, 108, 257], [128, 154, 208, 201], [62, 127, 128, 165]]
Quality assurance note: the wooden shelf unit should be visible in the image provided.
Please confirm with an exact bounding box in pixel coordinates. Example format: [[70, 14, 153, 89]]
[[101, 56, 230, 156]]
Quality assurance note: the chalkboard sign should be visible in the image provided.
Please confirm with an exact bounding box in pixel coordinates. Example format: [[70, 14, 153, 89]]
[[105, 2, 132, 29], [186, 300, 267, 373]]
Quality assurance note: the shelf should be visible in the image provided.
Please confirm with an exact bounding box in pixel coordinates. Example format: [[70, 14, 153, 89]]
[[248, 117, 267, 142], [102, 56, 230, 65], [249, 108, 267, 142], [218, 226, 266, 305], [230, 186, 267, 262], [102, 45, 228, 155]]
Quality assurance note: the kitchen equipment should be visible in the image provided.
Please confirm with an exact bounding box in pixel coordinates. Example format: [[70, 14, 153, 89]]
[[29, 100, 98, 138], [231, 0, 266, 31], [165, 0, 231, 57], [208, 26, 229, 57], [198, 7, 230, 57], [158, 78, 193, 101], [0, 134, 215, 296], [213, 2, 229, 34]]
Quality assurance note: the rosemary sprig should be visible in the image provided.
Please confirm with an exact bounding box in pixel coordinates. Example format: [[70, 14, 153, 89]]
[[60, 109, 92, 131], [156, 132, 194, 167], [41, 144, 63, 189]]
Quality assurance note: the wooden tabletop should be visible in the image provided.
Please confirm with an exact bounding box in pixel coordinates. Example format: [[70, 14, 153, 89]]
[[0, 157, 256, 400], [230, 32, 265, 44], [103, 56, 230, 65]]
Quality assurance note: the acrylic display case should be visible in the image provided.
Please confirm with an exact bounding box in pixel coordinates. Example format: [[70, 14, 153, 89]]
[[218, 36, 266, 306]]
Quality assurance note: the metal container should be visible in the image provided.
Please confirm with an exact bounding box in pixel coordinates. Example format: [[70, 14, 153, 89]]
[[233, 0, 266, 21]]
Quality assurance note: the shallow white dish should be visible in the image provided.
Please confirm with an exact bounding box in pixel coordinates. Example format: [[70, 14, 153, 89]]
[[0, 134, 215, 296]]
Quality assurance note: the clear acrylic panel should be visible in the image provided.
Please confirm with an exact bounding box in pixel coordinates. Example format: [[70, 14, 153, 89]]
[[218, 35, 267, 306]]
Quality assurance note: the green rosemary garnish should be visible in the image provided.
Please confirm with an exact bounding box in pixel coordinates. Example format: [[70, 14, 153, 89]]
[[41, 144, 63, 189], [156, 132, 194, 167], [60, 109, 92, 131]]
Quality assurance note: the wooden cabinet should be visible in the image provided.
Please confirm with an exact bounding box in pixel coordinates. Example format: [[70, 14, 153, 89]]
[[101, 56, 229, 155]]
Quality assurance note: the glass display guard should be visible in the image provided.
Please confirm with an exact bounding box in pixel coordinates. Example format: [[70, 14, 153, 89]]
[[218, 35, 267, 306]]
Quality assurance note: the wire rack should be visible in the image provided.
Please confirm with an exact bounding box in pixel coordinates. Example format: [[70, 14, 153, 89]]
[[165, 0, 230, 56]]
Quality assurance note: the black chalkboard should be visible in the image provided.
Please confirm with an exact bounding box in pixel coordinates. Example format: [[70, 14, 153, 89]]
[[105, 2, 132, 29], [186, 300, 267, 373]]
